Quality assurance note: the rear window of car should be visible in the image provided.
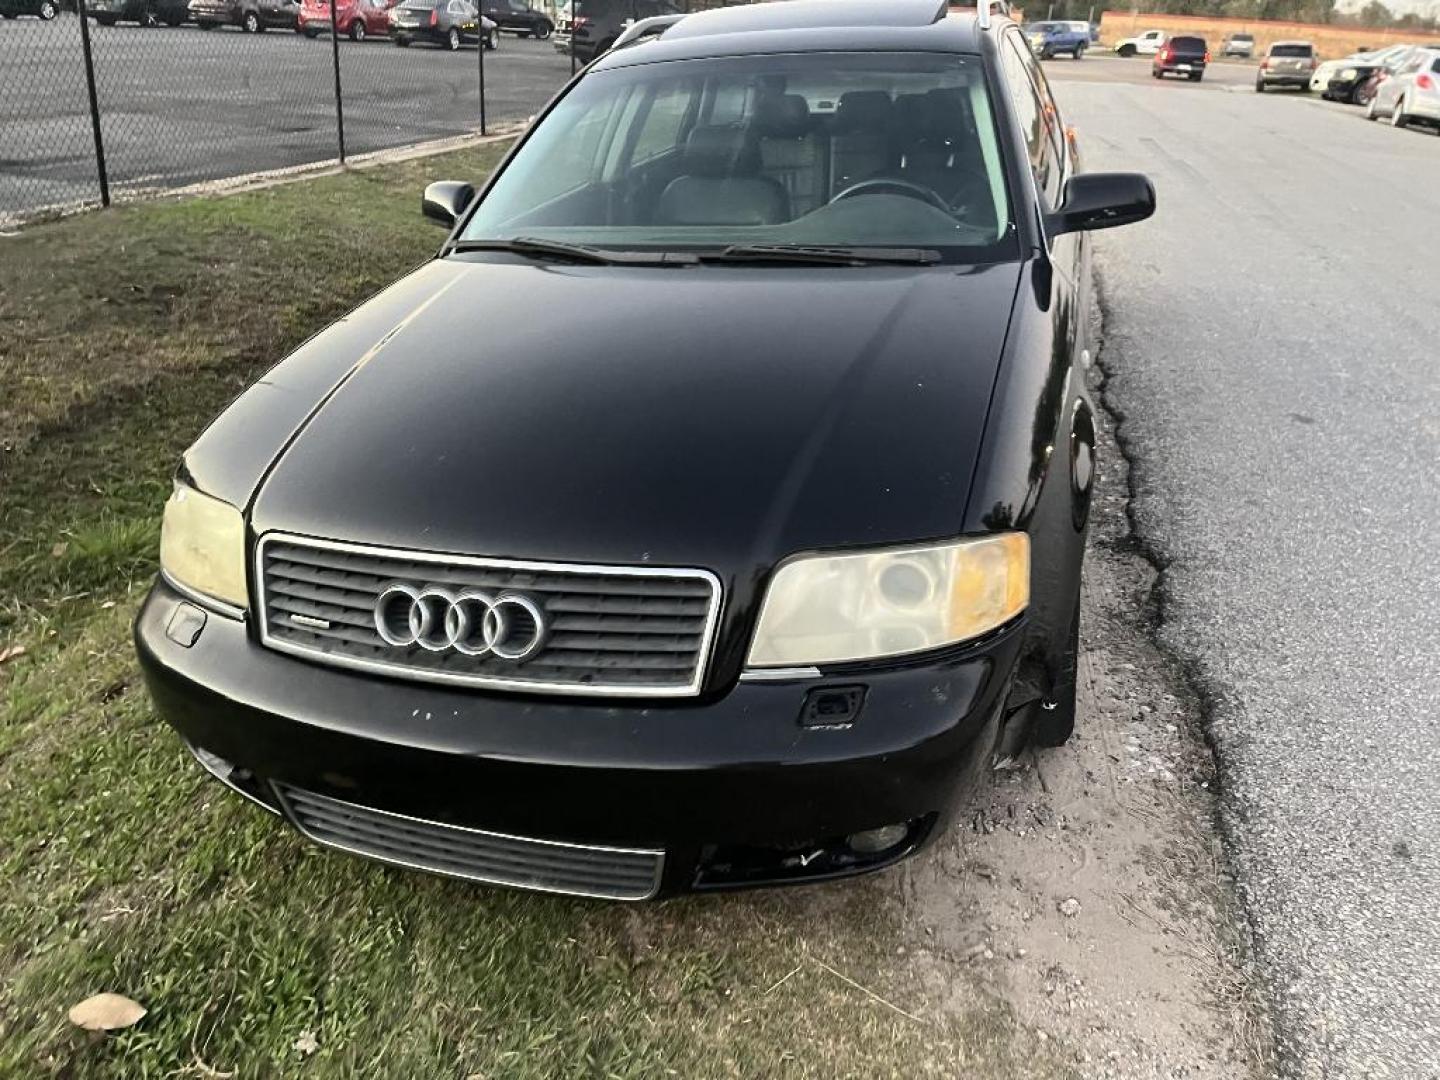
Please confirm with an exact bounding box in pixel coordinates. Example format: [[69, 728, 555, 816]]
[[1271, 44, 1314, 57], [1171, 36, 1205, 50], [1232, 33, 1253, 41]]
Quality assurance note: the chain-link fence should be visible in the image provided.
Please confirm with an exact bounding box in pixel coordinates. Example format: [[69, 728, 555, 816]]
[[0, 0, 578, 224], [0, 0, 785, 225]]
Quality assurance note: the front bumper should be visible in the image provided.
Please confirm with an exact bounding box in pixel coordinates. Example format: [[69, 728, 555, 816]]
[[136, 579, 1019, 898]]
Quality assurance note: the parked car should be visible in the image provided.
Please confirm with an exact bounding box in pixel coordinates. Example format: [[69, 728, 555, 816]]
[[298, 0, 395, 39], [480, 0, 549, 38], [1353, 45, 1421, 107], [1114, 28, 1165, 58], [1220, 32, 1253, 59], [1366, 46, 1440, 129], [190, 0, 298, 31], [89, 0, 189, 22], [0, 0, 59, 18], [1152, 34, 1207, 81], [552, 0, 678, 62], [1320, 43, 1418, 103], [389, 0, 495, 48], [1025, 20, 1088, 59], [135, 0, 1155, 900], [1255, 40, 1316, 92]]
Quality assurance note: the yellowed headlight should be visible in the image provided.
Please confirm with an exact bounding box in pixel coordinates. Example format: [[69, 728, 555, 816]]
[[747, 533, 1029, 667], [159, 482, 247, 611]]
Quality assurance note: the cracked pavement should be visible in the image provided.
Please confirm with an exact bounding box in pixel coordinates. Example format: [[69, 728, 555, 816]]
[[1052, 61, 1440, 1079]]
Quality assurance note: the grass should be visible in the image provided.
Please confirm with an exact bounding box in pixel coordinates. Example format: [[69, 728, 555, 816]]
[[0, 147, 1071, 1078]]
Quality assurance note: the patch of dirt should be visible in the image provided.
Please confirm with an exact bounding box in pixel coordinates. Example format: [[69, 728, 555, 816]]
[[886, 361, 1272, 1078]]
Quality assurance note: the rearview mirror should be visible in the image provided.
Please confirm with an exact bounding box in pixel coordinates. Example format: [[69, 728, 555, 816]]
[[422, 181, 476, 229], [1048, 172, 1156, 236]]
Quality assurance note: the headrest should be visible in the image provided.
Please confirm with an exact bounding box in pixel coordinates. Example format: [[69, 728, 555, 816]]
[[835, 90, 893, 131], [754, 93, 811, 138], [682, 125, 761, 176]]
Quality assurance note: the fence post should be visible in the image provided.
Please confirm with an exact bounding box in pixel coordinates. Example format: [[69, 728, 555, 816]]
[[329, 0, 346, 163], [75, 0, 110, 207], [478, 20, 487, 136]]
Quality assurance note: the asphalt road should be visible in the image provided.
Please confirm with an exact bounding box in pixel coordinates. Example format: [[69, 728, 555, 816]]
[[1050, 56, 1440, 1078], [0, 15, 574, 219]]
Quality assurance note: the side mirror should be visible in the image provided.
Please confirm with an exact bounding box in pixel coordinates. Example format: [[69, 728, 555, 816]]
[[1048, 172, 1155, 236], [422, 180, 476, 229]]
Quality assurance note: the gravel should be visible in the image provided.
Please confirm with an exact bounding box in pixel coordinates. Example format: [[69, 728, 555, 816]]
[[1052, 71, 1440, 1077]]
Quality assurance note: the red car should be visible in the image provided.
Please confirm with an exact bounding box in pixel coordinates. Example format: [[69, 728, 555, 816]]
[[298, 0, 395, 40]]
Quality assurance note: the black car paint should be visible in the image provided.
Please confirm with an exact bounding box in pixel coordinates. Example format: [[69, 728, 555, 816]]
[[481, 0, 547, 37], [137, 5, 1153, 895]]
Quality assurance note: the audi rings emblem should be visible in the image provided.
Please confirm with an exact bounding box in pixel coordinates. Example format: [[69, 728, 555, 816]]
[[373, 583, 548, 662]]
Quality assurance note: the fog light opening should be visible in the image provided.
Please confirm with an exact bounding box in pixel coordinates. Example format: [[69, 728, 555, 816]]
[[846, 823, 910, 855], [185, 743, 281, 816]]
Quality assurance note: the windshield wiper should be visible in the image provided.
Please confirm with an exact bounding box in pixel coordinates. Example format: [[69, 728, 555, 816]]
[[706, 244, 942, 266], [448, 237, 698, 266]]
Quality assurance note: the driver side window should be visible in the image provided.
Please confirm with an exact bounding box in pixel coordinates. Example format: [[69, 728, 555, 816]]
[[1001, 32, 1064, 207]]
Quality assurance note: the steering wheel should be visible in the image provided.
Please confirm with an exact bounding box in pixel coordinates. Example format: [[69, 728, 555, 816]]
[[828, 178, 953, 214]]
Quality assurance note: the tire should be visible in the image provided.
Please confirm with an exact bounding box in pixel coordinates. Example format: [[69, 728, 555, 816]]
[[1190, 71, 1202, 82], [1118, 43, 1135, 57], [241, 9, 259, 31], [198, 19, 215, 27], [303, 25, 317, 36], [393, 33, 407, 44], [348, 17, 364, 39], [1074, 43, 1085, 59], [1029, 601, 1081, 748], [39, 0, 57, 15], [1392, 95, 1408, 128], [485, 28, 496, 48], [142, 9, 159, 25], [1152, 68, 1161, 79], [1255, 78, 1265, 93], [94, 13, 115, 23], [446, 25, 459, 49], [533, 18, 549, 38]]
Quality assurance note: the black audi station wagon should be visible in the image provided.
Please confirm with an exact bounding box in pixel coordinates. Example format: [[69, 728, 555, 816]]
[[136, 0, 1155, 899]]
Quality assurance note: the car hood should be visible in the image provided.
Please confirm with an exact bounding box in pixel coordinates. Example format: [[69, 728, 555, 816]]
[[248, 255, 1019, 575]]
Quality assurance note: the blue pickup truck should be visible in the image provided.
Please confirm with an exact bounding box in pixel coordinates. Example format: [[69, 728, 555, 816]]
[[1024, 20, 1090, 59]]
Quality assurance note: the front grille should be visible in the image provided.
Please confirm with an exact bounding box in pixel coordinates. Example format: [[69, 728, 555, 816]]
[[256, 534, 720, 697], [275, 784, 664, 900]]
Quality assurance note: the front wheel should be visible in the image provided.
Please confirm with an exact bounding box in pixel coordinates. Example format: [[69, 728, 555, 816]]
[[393, 33, 408, 44], [348, 17, 364, 39], [38, 0, 58, 15], [1255, 78, 1265, 93], [485, 28, 496, 48], [446, 25, 460, 49], [1029, 602, 1081, 748], [1074, 43, 1085, 59], [1117, 44, 1135, 57], [241, 9, 260, 31], [532, 18, 549, 38]]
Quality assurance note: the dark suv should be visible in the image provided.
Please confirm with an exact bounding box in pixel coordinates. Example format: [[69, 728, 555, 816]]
[[1152, 34, 1208, 80], [481, 0, 549, 37], [136, 0, 1154, 899], [189, 0, 297, 31], [553, 0, 677, 61]]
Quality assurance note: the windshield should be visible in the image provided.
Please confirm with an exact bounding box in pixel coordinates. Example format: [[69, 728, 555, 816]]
[[459, 52, 1014, 262]]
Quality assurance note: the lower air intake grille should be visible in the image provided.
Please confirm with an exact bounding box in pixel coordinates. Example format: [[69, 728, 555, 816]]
[[256, 533, 721, 697], [275, 784, 664, 900]]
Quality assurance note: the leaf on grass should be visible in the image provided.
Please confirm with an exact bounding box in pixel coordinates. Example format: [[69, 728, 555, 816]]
[[293, 1030, 320, 1056], [51, 541, 69, 558], [68, 993, 147, 1032], [0, 644, 25, 664]]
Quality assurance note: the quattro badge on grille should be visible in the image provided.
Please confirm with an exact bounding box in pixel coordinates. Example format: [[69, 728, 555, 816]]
[[373, 583, 547, 662]]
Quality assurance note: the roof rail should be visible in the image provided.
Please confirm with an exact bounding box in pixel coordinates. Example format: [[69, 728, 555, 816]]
[[977, 0, 1010, 30], [611, 13, 686, 50]]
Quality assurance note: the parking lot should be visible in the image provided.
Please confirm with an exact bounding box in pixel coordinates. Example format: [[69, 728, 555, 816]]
[[0, 17, 573, 218], [2, 30, 1438, 1080]]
